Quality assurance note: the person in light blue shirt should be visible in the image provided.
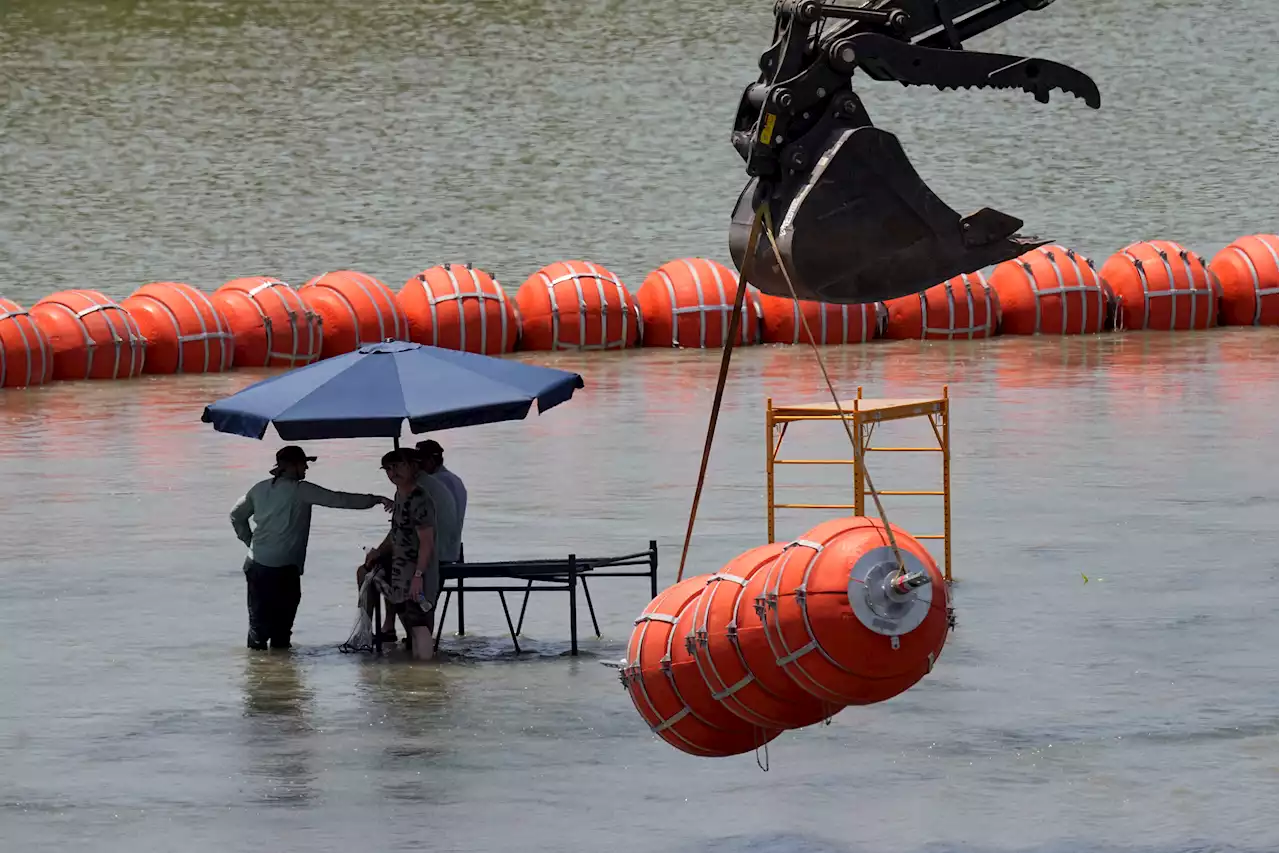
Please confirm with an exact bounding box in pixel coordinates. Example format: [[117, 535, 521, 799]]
[[231, 445, 392, 650], [416, 439, 467, 536]]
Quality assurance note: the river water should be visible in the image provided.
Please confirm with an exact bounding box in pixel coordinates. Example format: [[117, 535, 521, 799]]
[[0, 1, 1277, 852]]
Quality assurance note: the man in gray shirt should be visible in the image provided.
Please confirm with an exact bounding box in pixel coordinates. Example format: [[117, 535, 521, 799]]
[[230, 445, 392, 650]]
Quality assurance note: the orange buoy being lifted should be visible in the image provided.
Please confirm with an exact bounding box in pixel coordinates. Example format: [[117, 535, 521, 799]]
[[399, 264, 519, 354], [211, 277, 323, 368], [515, 260, 640, 351], [622, 575, 781, 758], [28, 289, 146, 381], [299, 270, 409, 360], [1209, 233, 1279, 327], [121, 281, 236, 374], [757, 517, 950, 706], [0, 298, 54, 388], [688, 542, 840, 730], [1100, 240, 1220, 331], [756, 292, 885, 345], [636, 258, 763, 348], [881, 272, 1000, 340], [622, 519, 951, 758], [988, 245, 1114, 335]]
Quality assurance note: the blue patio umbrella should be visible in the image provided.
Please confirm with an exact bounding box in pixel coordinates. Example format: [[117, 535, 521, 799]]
[[201, 340, 585, 441]]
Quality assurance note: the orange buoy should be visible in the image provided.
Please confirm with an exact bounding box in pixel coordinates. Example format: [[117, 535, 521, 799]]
[[0, 298, 54, 388], [211, 277, 323, 368], [1099, 240, 1219, 331], [756, 292, 885, 345], [687, 542, 841, 730], [514, 261, 640, 351], [28, 289, 146, 381], [622, 575, 781, 758], [399, 264, 518, 354], [988, 245, 1114, 335], [1208, 234, 1279, 327], [636, 258, 763, 348], [299, 270, 409, 359], [121, 282, 235, 374], [881, 272, 1000, 340], [757, 517, 951, 706]]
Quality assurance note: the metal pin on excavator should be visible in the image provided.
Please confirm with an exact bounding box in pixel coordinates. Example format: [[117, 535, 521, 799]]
[[728, 0, 1101, 304]]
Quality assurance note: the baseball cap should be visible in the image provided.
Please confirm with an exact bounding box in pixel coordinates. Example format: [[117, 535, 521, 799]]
[[416, 439, 444, 457], [271, 445, 317, 475]]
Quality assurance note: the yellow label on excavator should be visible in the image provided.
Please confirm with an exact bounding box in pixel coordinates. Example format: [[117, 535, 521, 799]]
[[759, 113, 777, 145]]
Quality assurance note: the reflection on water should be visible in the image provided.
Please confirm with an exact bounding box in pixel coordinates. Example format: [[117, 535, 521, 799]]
[[240, 652, 316, 806]]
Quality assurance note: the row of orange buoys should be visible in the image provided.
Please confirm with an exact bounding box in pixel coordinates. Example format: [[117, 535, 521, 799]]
[[622, 516, 951, 758], [1, 234, 1275, 389]]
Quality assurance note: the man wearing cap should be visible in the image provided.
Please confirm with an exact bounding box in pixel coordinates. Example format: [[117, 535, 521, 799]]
[[230, 445, 393, 651], [416, 439, 467, 534]]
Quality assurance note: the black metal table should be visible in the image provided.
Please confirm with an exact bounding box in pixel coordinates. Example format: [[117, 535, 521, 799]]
[[370, 540, 659, 656]]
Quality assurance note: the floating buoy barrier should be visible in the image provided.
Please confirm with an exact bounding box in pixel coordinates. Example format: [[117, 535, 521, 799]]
[[0, 232, 1274, 392], [622, 574, 781, 758], [121, 281, 235, 374], [757, 292, 885, 345], [299, 270, 408, 360], [988, 245, 1114, 335], [0, 298, 53, 389], [636, 258, 763, 348], [688, 542, 839, 730], [880, 272, 1000, 340], [399, 263, 518, 354], [27, 289, 146, 381], [1100, 240, 1220, 331], [211, 277, 323, 368], [514, 260, 640, 351], [622, 518, 950, 758], [1208, 234, 1278, 327]]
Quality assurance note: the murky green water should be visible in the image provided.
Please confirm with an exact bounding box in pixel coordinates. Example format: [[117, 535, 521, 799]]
[[1, 2, 1277, 852]]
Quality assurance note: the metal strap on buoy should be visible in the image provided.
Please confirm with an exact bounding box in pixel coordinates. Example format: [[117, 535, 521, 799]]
[[426, 264, 509, 352], [0, 306, 51, 387], [247, 278, 319, 364], [541, 262, 631, 350], [661, 258, 759, 349], [1015, 249, 1106, 335], [921, 272, 995, 338], [1121, 243, 1217, 330]]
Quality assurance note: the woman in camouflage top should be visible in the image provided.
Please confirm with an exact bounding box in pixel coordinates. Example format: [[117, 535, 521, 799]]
[[362, 449, 439, 660]]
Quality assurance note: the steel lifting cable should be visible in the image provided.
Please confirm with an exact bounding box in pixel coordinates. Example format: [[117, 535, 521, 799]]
[[759, 206, 907, 574], [675, 202, 768, 583]]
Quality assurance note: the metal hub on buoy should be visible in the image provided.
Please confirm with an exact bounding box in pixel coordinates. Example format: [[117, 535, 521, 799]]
[[846, 545, 933, 637]]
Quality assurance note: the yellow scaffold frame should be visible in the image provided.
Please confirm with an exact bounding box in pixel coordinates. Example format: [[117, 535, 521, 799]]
[[765, 386, 953, 582]]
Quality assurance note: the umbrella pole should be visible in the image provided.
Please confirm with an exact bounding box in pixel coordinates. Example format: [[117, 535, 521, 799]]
[[374, 435, 397, 655]]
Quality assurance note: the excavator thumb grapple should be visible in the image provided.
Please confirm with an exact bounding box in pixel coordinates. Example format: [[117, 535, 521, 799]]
[[727, 0, 1101, 304]]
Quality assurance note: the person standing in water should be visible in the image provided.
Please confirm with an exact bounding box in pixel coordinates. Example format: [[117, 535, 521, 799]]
[[366, 446, 459, 644], [360, 449, 440, 660], [230, 445, 392, 650]]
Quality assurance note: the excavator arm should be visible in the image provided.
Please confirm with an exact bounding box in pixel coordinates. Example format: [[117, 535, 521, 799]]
[[727, 0, 1100, 304]]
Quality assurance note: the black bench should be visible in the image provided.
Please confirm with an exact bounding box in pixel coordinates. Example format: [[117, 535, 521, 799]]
[[370, 540, 659, 656]]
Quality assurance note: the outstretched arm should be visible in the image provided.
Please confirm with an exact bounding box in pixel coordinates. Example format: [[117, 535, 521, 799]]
[[230, 493, 254, 546], [298, 480, 391, 511]]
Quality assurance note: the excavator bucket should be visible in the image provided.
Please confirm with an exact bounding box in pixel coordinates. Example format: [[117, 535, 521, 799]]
[[728, 125, 1045, 305], [726, 0, 1101, 306]]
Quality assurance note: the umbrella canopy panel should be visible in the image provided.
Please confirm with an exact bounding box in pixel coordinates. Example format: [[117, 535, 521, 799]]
[[202, 340, 585, 440]]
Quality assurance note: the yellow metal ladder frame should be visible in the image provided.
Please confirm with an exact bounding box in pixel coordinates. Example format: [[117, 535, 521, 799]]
[[764, 386, 953, 581]]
